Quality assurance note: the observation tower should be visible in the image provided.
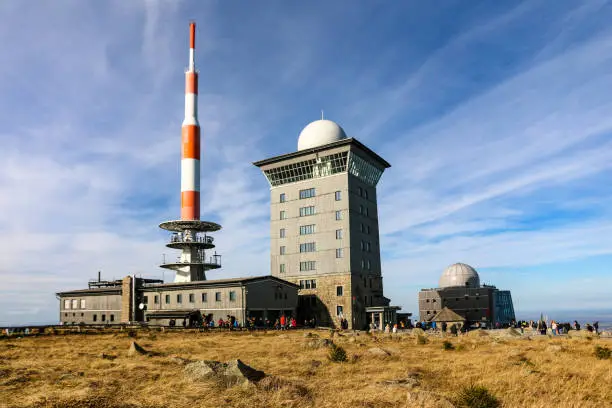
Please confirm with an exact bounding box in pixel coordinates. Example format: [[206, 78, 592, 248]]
[[159, 22, 222, 282]]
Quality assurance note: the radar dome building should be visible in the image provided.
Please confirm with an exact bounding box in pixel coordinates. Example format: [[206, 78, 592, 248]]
[[418, 263, 515, 326]]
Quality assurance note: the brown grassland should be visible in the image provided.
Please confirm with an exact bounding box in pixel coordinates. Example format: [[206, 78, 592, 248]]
[[0, 329, 611, 408]]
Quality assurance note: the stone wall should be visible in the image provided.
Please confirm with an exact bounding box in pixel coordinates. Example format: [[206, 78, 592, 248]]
[[121, 276, 132, 323]]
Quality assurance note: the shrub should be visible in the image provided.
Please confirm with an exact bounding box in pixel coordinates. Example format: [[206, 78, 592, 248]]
[[442, 340, 455, 351], [456, 384, 500, 408], [127, 329, 138, 338], [328, 344, 347, 363], [415, 335, 428, 345], [594, 345, 611, 360]]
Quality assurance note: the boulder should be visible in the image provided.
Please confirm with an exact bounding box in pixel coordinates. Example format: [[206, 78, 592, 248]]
[[184, 359, 265, 387], [127, 341, 148, 357], [411, 328, 425, 336], [303, 338, 333, 349], [367, 347, 391, 357]]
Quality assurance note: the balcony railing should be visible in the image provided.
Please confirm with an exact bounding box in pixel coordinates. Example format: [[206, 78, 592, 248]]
[[164, 254, 222, 267], [169, 233, 214, 245]]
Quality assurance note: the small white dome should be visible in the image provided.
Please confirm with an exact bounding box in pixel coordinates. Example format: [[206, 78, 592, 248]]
[[297, 119, 347, 151], [439, 263, 480, 288]]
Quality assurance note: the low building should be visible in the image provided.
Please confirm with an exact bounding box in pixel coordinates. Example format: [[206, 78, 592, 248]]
[[57, 274, 298, 326], [418, 263, 515, 327]]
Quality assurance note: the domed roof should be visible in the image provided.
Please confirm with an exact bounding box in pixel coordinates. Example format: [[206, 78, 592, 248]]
[[297, 119, 347, 151], [439, 263, 480, 288]]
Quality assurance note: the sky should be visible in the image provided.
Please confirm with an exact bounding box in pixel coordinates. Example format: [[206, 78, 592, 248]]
[[0, 1, 611, 325]]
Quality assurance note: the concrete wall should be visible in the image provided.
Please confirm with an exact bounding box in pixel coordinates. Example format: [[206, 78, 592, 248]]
[[419, 287, 496, 324], [59, 293, 122, 325]]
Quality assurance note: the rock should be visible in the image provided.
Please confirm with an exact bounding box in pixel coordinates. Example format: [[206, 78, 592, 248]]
[[545, 345, 564, 353], [467, 329, 489, 337], [257, 376, 310, 398], [100, 353, 117, 360], [406, 390, 455, 408], [378, 377, 419, 388], [127, 341, 148, 357], [567, 330, 595, 339], [168, 355, 192, 365], [303, 338, 333, 349], [367, 347, 391, 357], [505, 328, 522, 337], [411, 328, 425, 336], [184, 359, 265, 387]]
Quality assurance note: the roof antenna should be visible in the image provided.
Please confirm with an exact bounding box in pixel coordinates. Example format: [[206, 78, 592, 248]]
[[321, 110, 324, 120]]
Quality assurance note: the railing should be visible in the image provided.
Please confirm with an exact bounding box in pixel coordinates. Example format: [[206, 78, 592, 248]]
[[166, 254, 222, 267], [169, 233, 214, 245]]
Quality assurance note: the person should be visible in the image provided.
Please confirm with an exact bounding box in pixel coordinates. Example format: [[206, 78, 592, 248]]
[[450, 324, 458, 336], [551, 320, 558, 336], [233, 319, 239, 329], [290, 317, 296, 329], [441, 321, 447, 333], [392, 324, 398, 333], [384, 323, 390, 333], [280, 314, 286, 330], [593, 321, 599, 335], [573, 320, 581, 331]]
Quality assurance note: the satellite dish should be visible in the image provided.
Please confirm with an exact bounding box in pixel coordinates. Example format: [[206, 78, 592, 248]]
[[138, 303, 145, 310]]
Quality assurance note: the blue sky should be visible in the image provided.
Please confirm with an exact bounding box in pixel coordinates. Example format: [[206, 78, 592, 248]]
[[1, 1, 611, 325]]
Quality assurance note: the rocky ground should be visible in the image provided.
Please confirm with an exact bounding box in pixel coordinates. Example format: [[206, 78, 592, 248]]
[[0, 328, 611, 407]]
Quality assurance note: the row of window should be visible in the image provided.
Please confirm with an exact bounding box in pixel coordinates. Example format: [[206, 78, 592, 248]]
[[358, 187, 369, 199], [281, 226, 343, 237], [360, 223, 371, 234], [145, 291, 236, 304], [299, 242, 316, 253], [299, 279, 317, 289], [280, 208, 343, 220], [300, 261, 316, 271], [279, 245, 344, 257], [63, 299, 86, 310], [62, 312, 115, 322], [360, 240, 372, 252], [279, 189, 343, 202]]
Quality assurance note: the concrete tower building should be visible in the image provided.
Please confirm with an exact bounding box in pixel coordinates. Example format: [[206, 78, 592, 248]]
[[159, 21, 222, 282], [254, 119, 400, 329]]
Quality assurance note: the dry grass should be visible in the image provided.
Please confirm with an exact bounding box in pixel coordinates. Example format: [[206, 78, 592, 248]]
[[0, 330, 611, 408]]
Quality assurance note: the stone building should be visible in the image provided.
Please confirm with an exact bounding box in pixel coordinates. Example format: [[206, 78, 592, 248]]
[[418, 263, 515, 326], [254, 119, 401, 329], [57, 274, 298, 326]]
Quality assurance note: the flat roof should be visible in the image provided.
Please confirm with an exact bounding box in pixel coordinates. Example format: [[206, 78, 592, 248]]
[[143, 275, 299, 290], [57, 287, 121, 296], [253, 138, 391, 169]]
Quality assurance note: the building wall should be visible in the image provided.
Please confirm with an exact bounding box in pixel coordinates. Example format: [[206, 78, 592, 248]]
[[419, 287, 497, 324], [59, 293, 122, 325], [142, 285, 245, 323], [493, 290, 515, 324]]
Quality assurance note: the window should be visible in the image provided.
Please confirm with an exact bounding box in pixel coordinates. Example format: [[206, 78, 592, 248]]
[[215, 292, 221, 302], [177, 294, 183, 304], [366, 242, 371, 252], [81, 313, 84, 317], [229, 291, 236, 301], [299, 224, 315, 235], [365, 207, 369, 217], [80, 299, 86, 309], [189, 293, 195, 303], [280, 193, 286, 203], [280, 228, 286, 238], [360, 205, 364, 214], [279, 263, 286, 273], [299, 242, 316, 253], [336, 248, 343, 258], [336, 229, 343, 239], [367, 225, 371, 234], [154, 295, 159, 304], [280, 210, 287, 220], [93, 314, 97, 322], [72, 299, 78, 309], [110, 315, 115, 322], [335, 210, 342, 220], [64, 300, 70, 309], [337, 305, 344, 316], [361, 259, 365, 268], [358, 187, 363, 196], [202, 293, 208, 302], [426, 299, 430, 303], [299, 206, 316, 217], [335, 191, 341, 201], [299, 188, 316, 199], [363, 277, 366, 287], [165, 294, 170, 304], [367, 259, 371, 269], [143, 296, 148, 304], [300, 261, 316, 271], [300, 279, 317, 289], [364, 189, 369, 199], [336, 286, 343, 296], [280, 246, 286, 255], [360, 240, 365, 251], [101, 314, 106, 322], [360, 223, 364, 233]]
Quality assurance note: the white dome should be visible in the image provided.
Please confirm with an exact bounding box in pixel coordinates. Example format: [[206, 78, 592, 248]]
[[439, 263, 480, 288], [297, 119, 347, 151]]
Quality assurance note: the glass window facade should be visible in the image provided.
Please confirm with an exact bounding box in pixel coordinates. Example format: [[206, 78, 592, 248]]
[[299, 242, 316, 253], [299, 206, 316, 217], [299, 188, 316, 199], [300, 224, 316, 235]]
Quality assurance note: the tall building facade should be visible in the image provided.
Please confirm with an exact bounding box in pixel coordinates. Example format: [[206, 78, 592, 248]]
[[254, 119, 399, 329]]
